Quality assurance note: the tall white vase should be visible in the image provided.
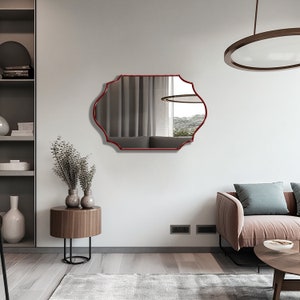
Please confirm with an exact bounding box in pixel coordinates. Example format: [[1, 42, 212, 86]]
[[2, 196, 25, 243]]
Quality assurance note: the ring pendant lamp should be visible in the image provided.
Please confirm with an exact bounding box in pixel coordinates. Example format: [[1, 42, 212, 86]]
[[224, 0, 300, 71], [161, 94, 202, 104]]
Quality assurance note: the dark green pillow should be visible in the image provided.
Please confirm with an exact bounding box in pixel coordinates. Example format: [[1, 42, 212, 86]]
[[234, 182, 289, 215], [290, 182, 300, 216]]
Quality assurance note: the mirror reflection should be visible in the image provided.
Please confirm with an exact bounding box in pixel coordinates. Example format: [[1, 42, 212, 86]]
[[93, 75, 207, 150]]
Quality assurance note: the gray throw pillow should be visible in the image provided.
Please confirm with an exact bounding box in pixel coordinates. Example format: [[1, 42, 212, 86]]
[[290, 182, 300, 216], [234, 182, 289, 215]]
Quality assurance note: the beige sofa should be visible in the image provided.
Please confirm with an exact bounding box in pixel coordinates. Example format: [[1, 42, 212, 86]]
[[216, 191, 300, 251]]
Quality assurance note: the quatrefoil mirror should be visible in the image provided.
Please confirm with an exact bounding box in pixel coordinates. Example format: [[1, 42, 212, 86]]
[[93, 75, 207, 150]]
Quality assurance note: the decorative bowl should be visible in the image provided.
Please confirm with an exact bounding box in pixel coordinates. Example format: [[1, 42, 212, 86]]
[[263, 239, 294, 251]]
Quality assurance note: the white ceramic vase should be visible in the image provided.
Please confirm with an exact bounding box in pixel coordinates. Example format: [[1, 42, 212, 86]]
[[81, 190, 94, 209], [0, 115, 9, 136], [2, 196, 25, 243]]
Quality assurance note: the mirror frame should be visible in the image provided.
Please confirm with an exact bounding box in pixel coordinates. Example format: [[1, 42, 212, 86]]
[[92, 74, 207, 150]]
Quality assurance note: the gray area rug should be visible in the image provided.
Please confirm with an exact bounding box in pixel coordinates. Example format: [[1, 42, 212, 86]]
[[50, 273, 300, 300]]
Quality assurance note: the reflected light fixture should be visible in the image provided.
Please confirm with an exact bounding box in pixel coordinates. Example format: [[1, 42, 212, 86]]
[[224, 0, 300, 71], [161, 94, 202, 103]]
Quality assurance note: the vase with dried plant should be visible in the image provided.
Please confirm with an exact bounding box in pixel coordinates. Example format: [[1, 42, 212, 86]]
[[79, 156, 96, 208], [51, 137, 81, 208]]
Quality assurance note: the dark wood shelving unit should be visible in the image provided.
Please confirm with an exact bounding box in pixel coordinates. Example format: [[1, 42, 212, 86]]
[[0, 0, 35, 248]]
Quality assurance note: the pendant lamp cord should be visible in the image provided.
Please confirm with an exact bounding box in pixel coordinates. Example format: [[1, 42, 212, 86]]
[[253, 0, 259, 35]]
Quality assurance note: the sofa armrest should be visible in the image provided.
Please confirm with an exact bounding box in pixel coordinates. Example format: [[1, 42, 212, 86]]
[[216, 192, 244, 251]]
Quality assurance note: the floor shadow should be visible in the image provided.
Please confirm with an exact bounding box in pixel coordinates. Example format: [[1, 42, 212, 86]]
[[223, 247, 265, 267]]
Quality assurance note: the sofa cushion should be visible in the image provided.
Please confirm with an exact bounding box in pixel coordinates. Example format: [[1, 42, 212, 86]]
[[290, 182, 300, 216], [234, 182, 289, 215], [239, 215, 300, 248]]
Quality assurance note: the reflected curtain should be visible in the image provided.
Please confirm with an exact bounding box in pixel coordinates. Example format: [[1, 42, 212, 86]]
[[96, 76, 169, 137]]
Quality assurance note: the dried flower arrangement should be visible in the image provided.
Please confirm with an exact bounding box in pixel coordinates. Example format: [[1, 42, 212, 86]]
[[51, 136, 81, 190], [50, 137, 96, 193], [79, 156, 96, 193]]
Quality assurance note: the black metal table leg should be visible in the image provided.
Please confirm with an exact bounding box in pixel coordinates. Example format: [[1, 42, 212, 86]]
[[63, 237, 92, 264]]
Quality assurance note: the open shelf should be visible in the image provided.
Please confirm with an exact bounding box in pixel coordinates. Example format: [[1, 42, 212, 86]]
[[0, 136, 34, 141], [0, 8, 33, 20], [3, 240, 34, 248], [0, 170, 34, 176], [0, 79, 34, 87]]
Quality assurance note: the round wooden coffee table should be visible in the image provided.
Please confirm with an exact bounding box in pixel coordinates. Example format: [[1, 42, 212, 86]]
[[254, 241, 300, 300]]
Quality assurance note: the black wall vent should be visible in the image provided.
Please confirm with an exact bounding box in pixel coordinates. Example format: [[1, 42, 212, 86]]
[[170, 225, 191, 234], [196, 225, 217, 234]]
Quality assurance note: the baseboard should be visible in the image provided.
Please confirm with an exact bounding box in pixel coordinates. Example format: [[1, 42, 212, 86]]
[[3, 246, 221, 254]]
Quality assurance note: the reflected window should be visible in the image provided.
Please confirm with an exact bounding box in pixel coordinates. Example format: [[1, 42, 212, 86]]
[[166, 76, 205, 137]]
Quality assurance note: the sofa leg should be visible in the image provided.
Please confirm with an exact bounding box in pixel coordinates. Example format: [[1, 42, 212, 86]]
[[219, 235, 227, 256], [218, 235, 264, 271]]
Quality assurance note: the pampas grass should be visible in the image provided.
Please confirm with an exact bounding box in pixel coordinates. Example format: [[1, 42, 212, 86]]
[[51, 137, 96, 193]]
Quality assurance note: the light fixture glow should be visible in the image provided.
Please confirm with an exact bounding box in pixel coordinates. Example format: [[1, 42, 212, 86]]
[[224, 0, 300, 71]]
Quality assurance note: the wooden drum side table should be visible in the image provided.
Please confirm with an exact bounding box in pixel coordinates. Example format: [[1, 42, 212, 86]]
[[50, 206, 101, 264]]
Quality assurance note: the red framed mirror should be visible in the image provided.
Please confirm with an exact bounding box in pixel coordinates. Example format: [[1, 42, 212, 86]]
[[93, 75, 207, 150]]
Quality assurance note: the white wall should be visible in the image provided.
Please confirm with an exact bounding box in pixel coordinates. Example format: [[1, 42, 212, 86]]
[[36, 0, 300, 247]]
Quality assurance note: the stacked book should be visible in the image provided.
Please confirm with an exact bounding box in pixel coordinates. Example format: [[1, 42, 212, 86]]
[[2, 65, 34, 79], [11, 122, 34, 136]]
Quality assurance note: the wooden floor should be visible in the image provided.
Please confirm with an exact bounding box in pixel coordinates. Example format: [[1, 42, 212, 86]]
[[0, 251, 272, 300]]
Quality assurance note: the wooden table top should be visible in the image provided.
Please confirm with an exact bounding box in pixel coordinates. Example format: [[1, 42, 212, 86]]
[[50, 206, 101, 212], [50, 206, 101, 238], [254, 241, 300, 276]]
